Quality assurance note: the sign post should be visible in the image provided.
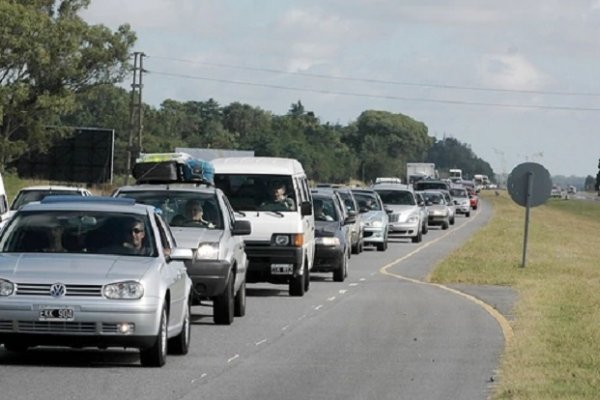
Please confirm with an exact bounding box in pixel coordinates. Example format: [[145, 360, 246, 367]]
[[507, 163, 551, 268]]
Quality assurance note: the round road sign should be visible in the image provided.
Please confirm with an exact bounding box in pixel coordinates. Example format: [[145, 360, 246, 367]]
[[507, 162, 552, 207]]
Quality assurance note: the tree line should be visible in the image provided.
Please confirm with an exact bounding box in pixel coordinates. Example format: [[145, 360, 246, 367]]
[[1, 0, 495, 184]]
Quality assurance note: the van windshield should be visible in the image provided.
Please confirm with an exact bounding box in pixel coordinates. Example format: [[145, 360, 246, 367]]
[[215, 174, 297, 212]]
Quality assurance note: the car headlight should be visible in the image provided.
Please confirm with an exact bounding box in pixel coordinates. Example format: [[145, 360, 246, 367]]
[[196, 242, 220, 259], [0, 279, 14, 296], [316, 237, 340, 246], [103, 281, 144, 300], [272, 234, 303, 247], [370, 220, 384, 227], [407, 214, 419, 223]]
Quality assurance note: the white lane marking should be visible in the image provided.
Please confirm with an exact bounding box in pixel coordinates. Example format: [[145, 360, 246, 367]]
[[378, 205, 514, 344], [227, 354, 240, 363], [191, 373, 208, 383], [255, 339, 267, 346], [315, 305, 323, 310], [349, 283, 359, 287], [282, 325, 289, 331], [298, 314, 307, 320], [339, 289, 347, 294], [327, 296, 336, 301], [359, 278, 366, 281]]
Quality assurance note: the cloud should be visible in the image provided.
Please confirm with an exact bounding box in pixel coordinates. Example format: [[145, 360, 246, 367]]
[[478, 54, 551, 91]]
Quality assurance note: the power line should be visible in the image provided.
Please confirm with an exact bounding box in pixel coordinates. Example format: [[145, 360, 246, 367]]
[[147, 69, 600, 112], [148, 55, 600, 98]]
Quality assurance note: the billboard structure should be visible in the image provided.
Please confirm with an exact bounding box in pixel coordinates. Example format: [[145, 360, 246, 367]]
[[12, 127, 115, 184]]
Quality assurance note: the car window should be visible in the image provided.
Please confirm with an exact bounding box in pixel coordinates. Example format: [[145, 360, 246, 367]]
[[450, 189, 467, 198], [117, 190, 222, 229], [11, 190, 86, 210], [352, 192, 382, 211], [0, 211, 158, 257], [375, 190, 416, 206], [215, 174, 297, 212]]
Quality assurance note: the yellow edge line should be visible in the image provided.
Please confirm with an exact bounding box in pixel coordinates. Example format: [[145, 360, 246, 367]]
[[379, 208, 514, 344]]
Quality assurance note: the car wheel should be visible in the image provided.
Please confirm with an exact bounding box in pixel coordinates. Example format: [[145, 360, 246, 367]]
[[450, 216, 455, 225], [234, 279, 246, 317], [442, 221, 449, 230], [289, 264, 306, 297], [412, 230, 422, 243], [140, 304, 168, 367], [303, 262, 310, 292], [214, 276, 234, 325], [168, 301, 190, 355], [422, 222, 428, 234], [466, 212, 470, 218], [333, 251, 347, 282]]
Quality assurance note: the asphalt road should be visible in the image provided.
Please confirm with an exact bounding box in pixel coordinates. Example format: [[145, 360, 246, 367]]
[[0, 200, 513, 400]]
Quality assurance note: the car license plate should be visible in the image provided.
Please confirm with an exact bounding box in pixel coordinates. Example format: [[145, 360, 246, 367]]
[[39, 306, 75, 321], [271, 264, 293, 275]]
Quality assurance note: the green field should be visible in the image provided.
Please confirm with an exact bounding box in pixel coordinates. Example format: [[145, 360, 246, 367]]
[[429, 191, 600, 399]]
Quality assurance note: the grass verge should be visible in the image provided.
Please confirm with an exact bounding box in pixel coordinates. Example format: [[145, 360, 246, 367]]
[[428, 191, 600, 399]]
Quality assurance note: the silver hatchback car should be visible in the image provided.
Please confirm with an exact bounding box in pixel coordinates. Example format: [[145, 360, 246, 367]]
[[0, 196, 193, 367]]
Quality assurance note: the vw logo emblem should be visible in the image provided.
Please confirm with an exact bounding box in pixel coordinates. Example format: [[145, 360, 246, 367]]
[[49, 283, 66, 298]]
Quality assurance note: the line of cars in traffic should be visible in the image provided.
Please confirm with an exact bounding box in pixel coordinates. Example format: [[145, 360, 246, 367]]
[[0, 154, 479, 367]]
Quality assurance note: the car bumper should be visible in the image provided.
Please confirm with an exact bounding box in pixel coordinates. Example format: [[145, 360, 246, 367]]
[[243, 243, 304, 284], [362, 226, 387, 244], [0, 298, 162, 348], [313, 245, 344, 272], [428, 215, 448, 225], [388, 221, 420, 238], [185, 259, 232, 298], [455, 204, 471, 213]]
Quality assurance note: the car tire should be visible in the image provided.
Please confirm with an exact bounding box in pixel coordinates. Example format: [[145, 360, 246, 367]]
[[412, 230, 422, 243], [442, 221, 449, 230], [450, 216, 455, 225], [140, 305, 168, 367], [303, 262, 310, 292], [289, 264, 306, 297], [422, 222, 428, 235], [466, 212, 471, 218], [234, 279, 246, 317], [168, 301, 190, 355], [333, 252, 347, 282], [214, 276, 234, 325]]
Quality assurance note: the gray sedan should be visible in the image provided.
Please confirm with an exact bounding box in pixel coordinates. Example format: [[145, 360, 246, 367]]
[[0, 196, 193, 367]]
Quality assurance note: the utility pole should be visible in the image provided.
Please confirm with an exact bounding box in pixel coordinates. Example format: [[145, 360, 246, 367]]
[[125, 51, 146, 184]]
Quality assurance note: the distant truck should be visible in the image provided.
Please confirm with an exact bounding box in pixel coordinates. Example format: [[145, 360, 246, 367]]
[[449, 168, 463, 182], [406, 163, 437, 185]]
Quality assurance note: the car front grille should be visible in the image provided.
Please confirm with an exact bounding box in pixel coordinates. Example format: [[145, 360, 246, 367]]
[[16, 283, 103, 297], [17, 321, 97, 334], [0, 320, 13, 331], [388, 214, 399, 222]]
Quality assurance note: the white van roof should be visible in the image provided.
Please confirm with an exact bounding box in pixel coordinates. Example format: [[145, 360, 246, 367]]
[[212, 157, 306, 175]]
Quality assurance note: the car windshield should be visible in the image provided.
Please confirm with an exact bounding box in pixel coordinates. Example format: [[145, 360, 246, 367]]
[[352, 192, 382, 211], [117, 190, 222, 229], [11, 190, 83, 210], [313, 197, 340, 222], [450, 188, 468, 198], [215, 174, 297, 212], [414, 181, 449, 191], [375, 190, 415, 206], [423, 192, 446, 205], [0, 211, 157, 257], [337, 191, 357, 212]]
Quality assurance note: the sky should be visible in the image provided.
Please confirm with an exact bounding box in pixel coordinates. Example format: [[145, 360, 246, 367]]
[[82, 0, 600, 178]]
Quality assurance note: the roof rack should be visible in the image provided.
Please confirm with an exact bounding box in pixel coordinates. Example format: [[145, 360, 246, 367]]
[[132, 152, 215, 185]]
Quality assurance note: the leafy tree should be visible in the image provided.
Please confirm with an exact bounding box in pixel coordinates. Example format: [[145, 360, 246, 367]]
[[427, 136, 494, 180], [0, 0, 135, 169]]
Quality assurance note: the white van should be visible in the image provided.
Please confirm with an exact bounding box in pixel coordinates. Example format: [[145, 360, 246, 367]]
[[212, 157, 314, 296]]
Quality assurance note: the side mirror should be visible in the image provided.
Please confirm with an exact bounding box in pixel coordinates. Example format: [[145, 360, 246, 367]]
[[344, 215, 357, 225], [168, 247, 194, 262], [385, 207, 393, 214], [359, 206, 370, 213], [418, 200, 424, 207], [347, 210, 357, 217], [232, 220, 251, 236], [301, 201, 313, 216]]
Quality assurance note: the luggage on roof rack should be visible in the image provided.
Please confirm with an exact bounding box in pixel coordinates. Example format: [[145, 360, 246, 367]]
[[132, 153, 215, 185]]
